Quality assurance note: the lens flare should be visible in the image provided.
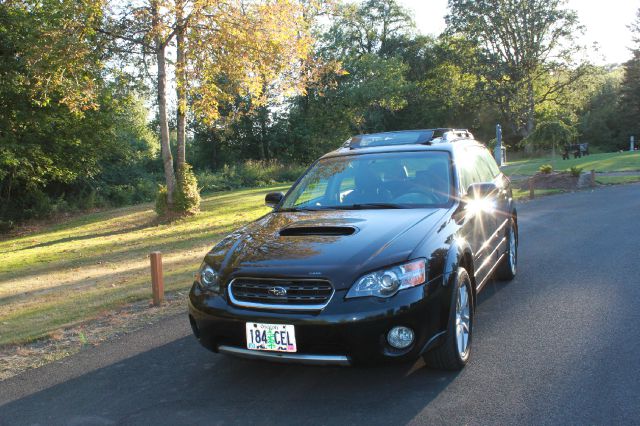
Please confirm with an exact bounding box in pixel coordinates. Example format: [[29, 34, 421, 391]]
[[465, 197, 496, 217]]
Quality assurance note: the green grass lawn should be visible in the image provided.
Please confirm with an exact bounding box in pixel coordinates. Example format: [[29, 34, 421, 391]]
[[511, 188, 564, 200], [502, 151, 640, 176], [0, 185, 288, 346], [595, 175, 640, 185]]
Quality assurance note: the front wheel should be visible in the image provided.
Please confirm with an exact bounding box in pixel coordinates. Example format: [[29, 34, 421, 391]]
[[424, 268, 473, 370], [495, 218, 517, 281]]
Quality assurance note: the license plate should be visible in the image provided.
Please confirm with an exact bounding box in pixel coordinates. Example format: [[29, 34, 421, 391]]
[[246, 322, 297, 353]]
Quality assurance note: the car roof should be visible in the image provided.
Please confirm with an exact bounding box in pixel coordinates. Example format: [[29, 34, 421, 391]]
[[320, 129, 486, 160]]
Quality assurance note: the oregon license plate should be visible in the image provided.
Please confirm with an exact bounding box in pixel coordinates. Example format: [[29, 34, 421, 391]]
[[246, 322, 297, 353]]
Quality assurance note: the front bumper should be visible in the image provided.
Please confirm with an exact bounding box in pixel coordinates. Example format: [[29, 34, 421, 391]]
[[188, 279, 448, 365], [217, 345, 351, 366]]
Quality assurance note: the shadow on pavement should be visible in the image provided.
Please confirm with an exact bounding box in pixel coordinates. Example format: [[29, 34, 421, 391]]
[[0, 334, 462, 426]]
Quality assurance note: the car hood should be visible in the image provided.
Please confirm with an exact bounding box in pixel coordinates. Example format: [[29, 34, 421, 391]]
[[206, 208, 448, 290]]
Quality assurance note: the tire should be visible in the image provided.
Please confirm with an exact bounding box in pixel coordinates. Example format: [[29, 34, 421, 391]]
[[495, 218, 517, 281], [424, 268, 473, 371]]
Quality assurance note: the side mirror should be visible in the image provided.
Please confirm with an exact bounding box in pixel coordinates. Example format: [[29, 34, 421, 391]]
[[265, 192, 284, 208], [454, 182, 498, 223], [466, 182, 498, 200]]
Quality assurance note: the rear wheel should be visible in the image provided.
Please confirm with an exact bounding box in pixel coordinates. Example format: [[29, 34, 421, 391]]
[[495, 218, 517, 281], [424, 268, 473, 371]]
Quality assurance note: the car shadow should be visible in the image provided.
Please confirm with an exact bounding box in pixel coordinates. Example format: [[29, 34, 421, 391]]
[[0, 335, 461, 425]]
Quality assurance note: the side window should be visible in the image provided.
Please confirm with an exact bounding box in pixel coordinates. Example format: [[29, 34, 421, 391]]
[[457, 148, 480, 192], [474, 147, 500, 181]]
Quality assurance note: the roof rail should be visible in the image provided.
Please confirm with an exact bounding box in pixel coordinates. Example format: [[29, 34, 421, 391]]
[[344, 128, 474, 149], [430, 128, 474, 144]]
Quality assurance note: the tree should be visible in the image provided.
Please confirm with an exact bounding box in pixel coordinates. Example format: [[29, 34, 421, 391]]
[[104, 0, 313, 215], [577, 67, 623, 151], [619, 8, 640, 142], [522, 120, 576, 156], [323, 0, 413, 58], [0, 0, 110, 222], [445, 0, 588, 139]]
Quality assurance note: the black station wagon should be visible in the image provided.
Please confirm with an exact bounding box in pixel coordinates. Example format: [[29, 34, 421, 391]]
[[188, 129, 518, 370]]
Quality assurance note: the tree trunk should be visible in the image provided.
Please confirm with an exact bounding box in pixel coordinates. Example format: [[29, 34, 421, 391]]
[[175, 0, 186, 171], [260, 106, 269, 161], [525, 79, 535, 137], [152, 1, 176, 206]]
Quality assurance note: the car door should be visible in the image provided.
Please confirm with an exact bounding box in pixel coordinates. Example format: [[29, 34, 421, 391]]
[[470, 146, 506, 284], [456, 146, 499, 287], [475, 147, 512, 261]]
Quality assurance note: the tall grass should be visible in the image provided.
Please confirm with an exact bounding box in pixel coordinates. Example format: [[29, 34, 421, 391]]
[[197, 160, 306, 193]]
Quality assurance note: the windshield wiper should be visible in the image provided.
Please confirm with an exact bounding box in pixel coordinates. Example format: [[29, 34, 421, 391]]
[[339, 203, 406, 210]]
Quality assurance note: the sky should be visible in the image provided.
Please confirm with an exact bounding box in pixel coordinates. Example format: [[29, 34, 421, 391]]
[[398, 0, 640, 65]]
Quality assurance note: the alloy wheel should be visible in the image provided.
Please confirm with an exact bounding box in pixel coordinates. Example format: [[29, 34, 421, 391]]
[[455, 283, 471, 359], [509, 226, 517, 275]]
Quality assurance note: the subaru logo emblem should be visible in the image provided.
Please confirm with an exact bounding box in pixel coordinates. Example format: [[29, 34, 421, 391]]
[[268, 286, 287, 297]]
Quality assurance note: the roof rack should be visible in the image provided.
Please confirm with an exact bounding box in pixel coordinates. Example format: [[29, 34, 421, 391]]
[[345, 128, 474, 149], [430, 128, 474, 144]]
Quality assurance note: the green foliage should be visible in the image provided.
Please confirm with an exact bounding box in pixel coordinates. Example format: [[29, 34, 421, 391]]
[[523, 121, 577, 150], [155, 165, 201, 217], [568, 166, 583, 177], [445, 0, 587, 138], [197, 161, 306, 193], [578, 67, 624, 151], [619, 10, 640, 141], [0, 1, 160, 226], [539, 164, 553, 174], [155, 185, 169, 217], [0, 220, 14, 233], [173, 164, 201, 215]]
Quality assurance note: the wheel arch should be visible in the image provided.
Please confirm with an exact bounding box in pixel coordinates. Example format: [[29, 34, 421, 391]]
[[443, 238, 476, 306]]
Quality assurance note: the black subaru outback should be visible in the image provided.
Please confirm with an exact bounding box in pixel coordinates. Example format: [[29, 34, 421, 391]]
[[188, 129, 517, 370]]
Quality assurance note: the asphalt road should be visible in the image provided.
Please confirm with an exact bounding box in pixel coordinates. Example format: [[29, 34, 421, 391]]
[[2, 183, 640, 425]]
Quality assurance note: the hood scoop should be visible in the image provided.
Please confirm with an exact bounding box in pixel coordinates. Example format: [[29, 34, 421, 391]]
[[279, 225, 357, 237]]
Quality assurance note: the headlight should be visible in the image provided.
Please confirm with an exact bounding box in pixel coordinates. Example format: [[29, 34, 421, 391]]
[[346, 259, 427, 299], [195, 262, 220, 292]]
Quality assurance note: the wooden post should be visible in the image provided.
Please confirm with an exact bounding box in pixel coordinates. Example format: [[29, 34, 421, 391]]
[[150, 252, 164, 306], [529, 178, 535, 199], [590, 170, 596, 188]]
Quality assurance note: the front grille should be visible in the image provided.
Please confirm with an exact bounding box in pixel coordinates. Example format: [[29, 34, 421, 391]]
[[229, 278, 333, 310]]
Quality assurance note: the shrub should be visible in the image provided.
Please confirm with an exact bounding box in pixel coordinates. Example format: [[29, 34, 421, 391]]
[[568, 166, 583, 177], [195, 160, 305, 194], [155, 185, 169, 217], [0, 220, 14, 234], [539, 164, 553, 174], [155, 164, 201, 217], [173, 164, 201, 215], [22, 189, 54, 219]]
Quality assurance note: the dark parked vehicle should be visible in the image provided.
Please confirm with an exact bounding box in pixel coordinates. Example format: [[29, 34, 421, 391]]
[[188, 129, 518, 370]]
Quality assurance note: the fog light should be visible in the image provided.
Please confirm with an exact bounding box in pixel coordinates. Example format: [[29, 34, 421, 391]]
[[387, 326, 414, 349]]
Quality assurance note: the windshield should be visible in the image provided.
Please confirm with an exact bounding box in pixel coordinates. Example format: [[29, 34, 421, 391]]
[[280, 151, 453, 210]]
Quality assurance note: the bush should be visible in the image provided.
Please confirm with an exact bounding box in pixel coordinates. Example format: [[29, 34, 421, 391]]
[[195, 160, 305, 194], [568, 166, 583, 177], [173, 164, 201, 215], [0, 220, 14, 233], [155, 185, 169, 216], [155, 164, 201, 217], [539, 164, 553, 174]]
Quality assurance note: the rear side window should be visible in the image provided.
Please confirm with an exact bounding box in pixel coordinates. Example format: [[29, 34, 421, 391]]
[[456, 145, 500, 192], [474, 147, 500, 180]]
